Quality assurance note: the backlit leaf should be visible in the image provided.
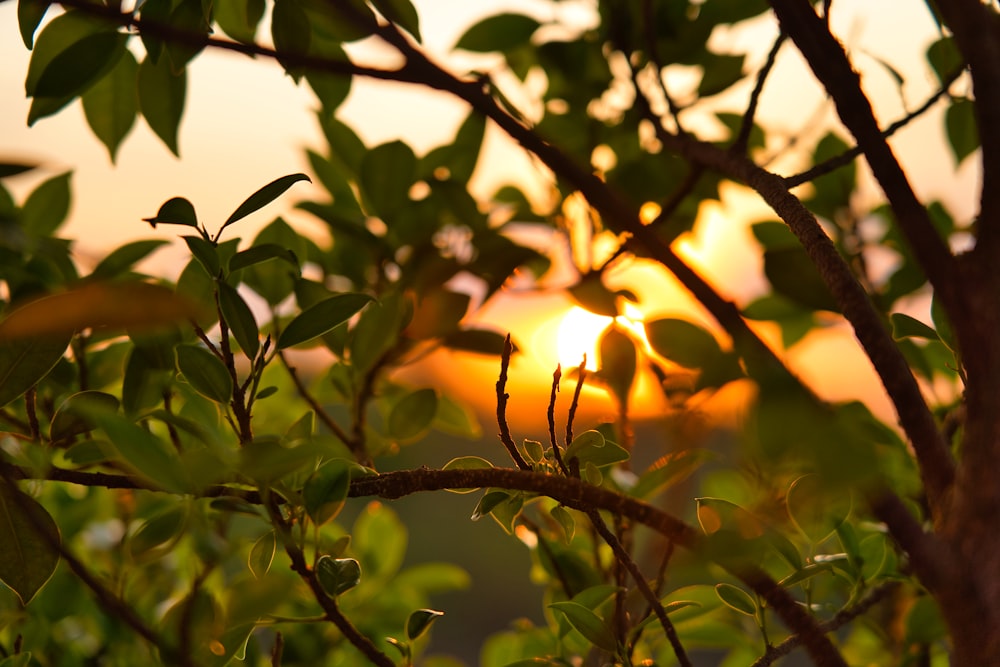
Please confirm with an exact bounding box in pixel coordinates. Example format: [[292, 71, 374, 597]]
[[222, 173, 311, 231], [138, 54, 186, 156], [18, 0, 50, 48], [387, 388, 438, 441], [406, 609, 444, 640], [316, 556, 361, 597], [20, 171, 72, 236], [50, 390, 119, 440], [945, 98, 978, 165], [228, 243, 299, 274], [442, 455, 493, 493], [786, 474, 851, 543], [82, 49, 139, 163], [248, 531, 276, 579], [217, 281, 260, 359], [303, 461, 351, 526], [93, 411, 189, 493], [645, 318, 723, 369], [371, 0, 421, 41], [144, 197, 199, 229], [360, 141, 416, 217], [456, 13, 540, 53], [0, 283, 202, 338], [127, 504, 188, 561], [548, 601, 617, 652], [0, 324, 70, 409], [214, 0, 265, 44], [715, 583, 757, 616], [277, 292, 373, 349], [175, 344, 232, 403], [0, 480, 60, 604], [89, 239, 170, 280], [33, 31, 127, 99]]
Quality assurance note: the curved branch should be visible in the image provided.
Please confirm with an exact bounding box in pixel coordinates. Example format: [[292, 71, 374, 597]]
[[769, 0, 964, 324], [651, 131, 955, 514]]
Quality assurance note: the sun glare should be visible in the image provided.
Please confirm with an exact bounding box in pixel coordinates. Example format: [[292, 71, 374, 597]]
[[555, 304, 650, 372]]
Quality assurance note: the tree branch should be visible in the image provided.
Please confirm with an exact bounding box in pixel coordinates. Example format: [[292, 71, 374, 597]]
[[932, 0, 1000, 258], [769, 0, 964, 326]]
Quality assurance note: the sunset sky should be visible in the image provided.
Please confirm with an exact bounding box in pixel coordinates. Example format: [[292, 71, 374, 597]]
[[0, 0, 976, 426]]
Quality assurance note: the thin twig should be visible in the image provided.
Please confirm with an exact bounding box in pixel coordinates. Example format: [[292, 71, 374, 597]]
[[565, 356, 587, 450], [748, 582, 901, 667], [0, 471, 178, 662], [784, 65, 965, 188], [25, 388, 39, 441], [733, 32, 787, 155], [262, 493, 394, 667], [547, 365, 570, 475], [278, 352, 354, 450], [496, 334, 531, 470], [586, 508, 692, 667]]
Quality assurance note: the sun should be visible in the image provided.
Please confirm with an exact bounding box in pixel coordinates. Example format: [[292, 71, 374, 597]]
[[555, 304, 648, 372]]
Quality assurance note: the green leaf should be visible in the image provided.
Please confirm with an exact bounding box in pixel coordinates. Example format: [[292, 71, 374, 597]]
[[163, 0, 209, 71], [222, 173, 311, 231], [371, 0, 421, 41], [0, 480, 60, 605], [175, 344, 232, 403], [927, 36, 963, 85], [763, 247, 839, 312], [277, 292, 373, 349], [645, 318, 723, 369], [248, 531, 276, 579], [18, 0, 50, 49], [786, 474, 851, 543], [714, 583, 757, 616], [90, 239, 170, 280], [598, 326, 636, 405], [271, 0, 311, 76], [471, 490, 510, 522], [945, 98, 979, 165], [214, 0, 265, 44], [20, 171, 72, 237], [569, 273, 619, 317], [551, 505, 575, 543], [316, 556, 362, 597], [0, 325, 70, 409], [228, 243, 300, 274], [698, 53, 745, 97], [239, 437, 325, 483], [360, 141, 417, 218], [548, 601, 617, 652], [33, 30, 127, 100], [455, 13, 540, 52], [563, 430, 629, 469], [217, 281, 260, 359], [93, 411, 189, 493], [82, 49, 139, 163], [442, 455, 493, 493], [137, 54, 186, 156], [406, 609, 444, 640], [303, 461, 351, 526], [126, 504, 188, 561], [50, 390, 120, 440], [0, 163, 36, 178], [387, 388, 438, 441], [440, 328, 509, 355], [632, 449, 713, 499], [182, 236, 220, 278], [144, 197, 199, 229], [889, 312, 940, 341]]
